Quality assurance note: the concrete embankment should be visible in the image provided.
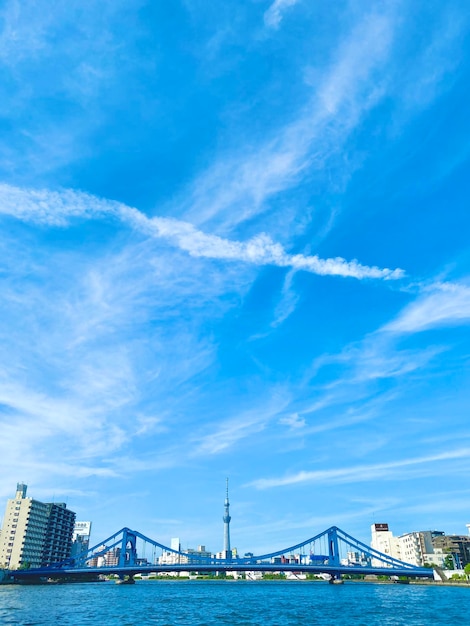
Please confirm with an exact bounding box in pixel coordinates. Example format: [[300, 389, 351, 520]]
[[0, 570, 14, 584]]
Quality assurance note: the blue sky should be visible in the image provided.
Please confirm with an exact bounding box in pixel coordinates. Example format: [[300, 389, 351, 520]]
[[1, 0, 470, 555]]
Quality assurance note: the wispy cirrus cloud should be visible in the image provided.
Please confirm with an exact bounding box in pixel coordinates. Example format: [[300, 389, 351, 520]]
[[269, 274, 470, 459], [270, 270, 300, 328], [0, 2, 120, 176], [384, 281, 470, 333], [310, 335, 442, 386], [0, 224, 231, 495], [264, 0, 299, 30], [0, 183, 404, 280], [278, 412, 306, 430], [176, 3, 468, 251], [248, 448, 470, 489], [181, 11, 396, 234], [192, 391, 291, 455]]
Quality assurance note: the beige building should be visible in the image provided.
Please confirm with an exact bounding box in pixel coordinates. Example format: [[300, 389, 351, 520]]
[[370, 523, 446, 568], [0, 483, 76, 570], [397, 530, 444, 567], [370, 523, 401, 566]]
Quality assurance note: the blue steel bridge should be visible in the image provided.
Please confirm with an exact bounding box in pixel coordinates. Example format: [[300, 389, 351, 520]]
[[10, 526, 433, 583]]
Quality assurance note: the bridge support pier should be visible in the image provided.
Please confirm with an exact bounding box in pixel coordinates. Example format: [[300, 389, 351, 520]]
[[328, 575, 344, 585], [116, 574, 135, 585]]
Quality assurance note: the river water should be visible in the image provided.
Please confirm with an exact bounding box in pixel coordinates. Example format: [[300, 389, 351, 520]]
[[0, 580, 468, 625]]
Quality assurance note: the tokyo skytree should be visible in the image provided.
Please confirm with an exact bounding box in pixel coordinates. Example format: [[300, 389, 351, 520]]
[[223, 478, 231, 559]]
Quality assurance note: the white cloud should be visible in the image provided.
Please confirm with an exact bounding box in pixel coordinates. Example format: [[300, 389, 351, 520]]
[[249, 448, 470, 489], [0, 183, 404, 280], [0, 223, 234, 488], [299, 334, 442, 425], [384, 281, 470, 333], [398, 9, 467, 110], [180, 11, 396, 234], [193, 417, 267, 455], [179, 6, 466, 248], [272, 276, 469, 450], [264, 0, 299, 30], [279, 412, 306, 429], [0, 1, 150, 177], [325, 337, 443, 383], [192, 391, 291, 455], [270, 270, 300, 328], [0, 183, 120, 224]]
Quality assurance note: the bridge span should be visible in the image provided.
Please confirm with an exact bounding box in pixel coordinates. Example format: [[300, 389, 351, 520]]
[[7, 526, 434, 583]]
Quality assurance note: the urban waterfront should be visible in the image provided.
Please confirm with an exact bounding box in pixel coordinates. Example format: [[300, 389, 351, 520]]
[[0, 581, 468, 625]]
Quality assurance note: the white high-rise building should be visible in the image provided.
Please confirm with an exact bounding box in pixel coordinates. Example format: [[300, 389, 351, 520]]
[[370, 523, 401, 566], [170, 537, 181, 552], [159, 538, 182, 565], [0, 483, 76, 570]]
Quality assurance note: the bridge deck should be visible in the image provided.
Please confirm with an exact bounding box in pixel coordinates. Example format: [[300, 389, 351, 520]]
[[11, 562, 433, 581]]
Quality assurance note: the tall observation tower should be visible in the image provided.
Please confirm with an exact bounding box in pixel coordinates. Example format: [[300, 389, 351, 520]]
[[223, 478, 231, 560]]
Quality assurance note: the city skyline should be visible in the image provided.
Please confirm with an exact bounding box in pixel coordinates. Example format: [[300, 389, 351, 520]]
[[1, 481, 469, 569], [0, 1, 470, 553]]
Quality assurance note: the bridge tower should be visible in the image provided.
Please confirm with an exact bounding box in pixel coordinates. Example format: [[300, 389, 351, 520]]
[[223, 478, 231, 560], [118, 528, 137, 567]]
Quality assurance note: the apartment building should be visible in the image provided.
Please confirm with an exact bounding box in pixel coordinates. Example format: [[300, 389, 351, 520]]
[[432, 534, 470, 568], [371, 523, 455, 568], [370, 523, 401, 565], [0, 483, 76, 570]]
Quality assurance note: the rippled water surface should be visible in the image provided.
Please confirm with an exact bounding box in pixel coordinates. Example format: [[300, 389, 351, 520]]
[[1, 580, 468, 625]]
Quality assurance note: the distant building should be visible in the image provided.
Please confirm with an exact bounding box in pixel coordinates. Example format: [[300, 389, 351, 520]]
[[159, 538, 182, 565], [342, 551, 370, 567], [171, 538, 181, 552], [71, 521, 92, 560], [102, 547, 120, 566], [432, 534, 470, 569], [370, 523, 401, 565], [182, 545, 212, 564], [0, 483, 76, 570], [216, 546, 238, 559], [370, 523, 457, 568], [159, 539, 213, 566], [398, 530, 444, 567], [421, 549, 446, 568]]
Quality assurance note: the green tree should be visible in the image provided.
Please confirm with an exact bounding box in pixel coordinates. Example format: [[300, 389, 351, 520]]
[[443, 555, 454, 570], [464, 563, 470, 579]]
